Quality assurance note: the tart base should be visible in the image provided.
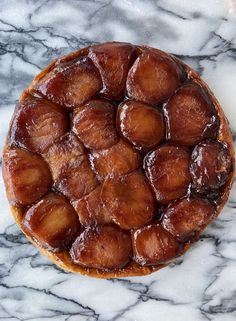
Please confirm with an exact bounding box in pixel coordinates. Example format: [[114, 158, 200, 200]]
[[4, 44, 235, 278]]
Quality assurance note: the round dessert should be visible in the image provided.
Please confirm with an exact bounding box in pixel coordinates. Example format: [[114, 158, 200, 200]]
[[2, 42, 235, 278]]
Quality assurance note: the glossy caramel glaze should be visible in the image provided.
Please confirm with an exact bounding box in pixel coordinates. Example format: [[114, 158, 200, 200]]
[[2, 42, 235, 278]]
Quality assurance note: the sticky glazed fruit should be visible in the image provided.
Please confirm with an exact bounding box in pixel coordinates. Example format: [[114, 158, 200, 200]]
[[2, 42, 234, 278]]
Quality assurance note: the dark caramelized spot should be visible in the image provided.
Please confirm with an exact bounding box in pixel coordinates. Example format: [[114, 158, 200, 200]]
[[2, 147, 52, 207], [126, 50, 183, 105], [88, 42, 135, 100], [132, 224, 180, 266], [164, 82, 219, 145], [70, 225, 132, 269], [88, 139, 142, 181], [162, 197, 215, 241], [101, 171, 155, 230], [144, 145, 191, 204], [72, 185, 112, 226], [35, 57, 102, 109], [43, 132, 84, 180], [72, 99, 118, 150], [9, 94, 68, 154], [190, 140, 232, 196], [22, 193, 80, 251], [117, 100, 165, 151]]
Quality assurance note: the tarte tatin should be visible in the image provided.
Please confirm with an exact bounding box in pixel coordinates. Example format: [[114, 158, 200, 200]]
[[2, 42, 235, 278]]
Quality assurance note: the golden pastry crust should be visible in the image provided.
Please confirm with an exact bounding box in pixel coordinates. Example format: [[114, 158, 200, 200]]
[[3, 43, 235, 278]]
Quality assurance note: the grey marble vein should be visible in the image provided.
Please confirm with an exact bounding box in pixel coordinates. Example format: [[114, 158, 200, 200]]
[[0, 0, 236, 320]]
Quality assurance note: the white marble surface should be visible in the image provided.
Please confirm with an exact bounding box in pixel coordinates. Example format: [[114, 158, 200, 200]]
[[0, 0, 236, 320]]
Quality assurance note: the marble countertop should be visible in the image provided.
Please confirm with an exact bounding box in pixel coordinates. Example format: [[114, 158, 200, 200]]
[[0, 0, 236, 320]]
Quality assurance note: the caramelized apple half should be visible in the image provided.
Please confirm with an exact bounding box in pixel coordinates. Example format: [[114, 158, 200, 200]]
[[10, 94, 68, 154], [117, 100, 165, 151], [72, 99, 118, 150], [190, 140, 232, 197], [54, 157, 98, 202], [72, 185, 112, 226], [43, 131, 84, 180], [22, 193, 80, 251], [144, 145, 191, 204], [164, 83, 219, 145], [101, 171, 156, 229], [2, 147, 52, 206], [70, 225, 132, 269], [88, 42, 135, 100], [127, 50, 183, 105], [35, 57, 102, 109], [89, 139, 142, 180], [132, 224, 181, 266], [162, 197, 215, 241]]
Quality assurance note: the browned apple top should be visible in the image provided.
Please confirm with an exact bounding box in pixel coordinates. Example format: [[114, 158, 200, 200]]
[[3, 42, 233, 272]]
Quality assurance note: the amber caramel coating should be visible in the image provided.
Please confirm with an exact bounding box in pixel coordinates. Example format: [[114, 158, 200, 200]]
[[3, 42, 235, 278]]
